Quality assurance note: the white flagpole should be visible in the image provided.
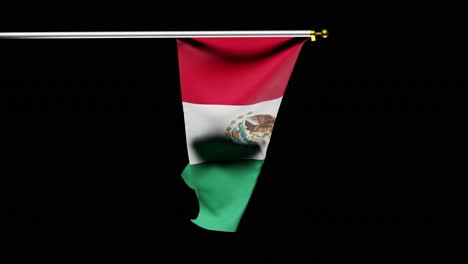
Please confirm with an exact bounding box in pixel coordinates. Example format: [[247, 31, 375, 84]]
[[0, 30, 328, 39]]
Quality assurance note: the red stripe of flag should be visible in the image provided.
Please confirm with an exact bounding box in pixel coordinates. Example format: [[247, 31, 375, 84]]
[[177, 37, 308, 105]]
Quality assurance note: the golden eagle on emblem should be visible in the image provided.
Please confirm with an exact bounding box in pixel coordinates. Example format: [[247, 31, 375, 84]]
[[225, 112, 276, 145]]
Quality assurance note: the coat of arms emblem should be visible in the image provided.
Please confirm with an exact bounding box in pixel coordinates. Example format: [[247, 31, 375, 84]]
[[225, 112, 276, 145]]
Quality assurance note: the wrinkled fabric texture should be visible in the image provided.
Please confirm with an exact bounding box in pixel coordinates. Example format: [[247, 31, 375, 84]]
[[177, 37, 308, 232]]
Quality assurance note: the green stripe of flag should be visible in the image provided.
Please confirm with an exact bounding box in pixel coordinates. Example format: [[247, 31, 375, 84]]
[[182, 159, 264, 232]]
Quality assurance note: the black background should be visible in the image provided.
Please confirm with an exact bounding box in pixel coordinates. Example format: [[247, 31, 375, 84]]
[[2, 3, 464, 262]]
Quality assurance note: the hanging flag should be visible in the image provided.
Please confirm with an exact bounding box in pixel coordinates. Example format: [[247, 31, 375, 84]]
[[177, 37, 308, 232]]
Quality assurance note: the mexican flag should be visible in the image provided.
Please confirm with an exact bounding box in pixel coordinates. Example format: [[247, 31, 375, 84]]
[[177, 37, 308, 232]]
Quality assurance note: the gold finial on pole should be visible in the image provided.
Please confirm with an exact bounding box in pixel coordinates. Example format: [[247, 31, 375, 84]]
[[310, 29, 328, 41]]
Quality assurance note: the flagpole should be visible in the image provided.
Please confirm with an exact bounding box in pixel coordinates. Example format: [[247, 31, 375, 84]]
[[0, 30, 328, 39]]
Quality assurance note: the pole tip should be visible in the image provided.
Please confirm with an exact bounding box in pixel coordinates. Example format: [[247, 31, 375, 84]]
[[320, 29, 328, 38], [310, 29, 328, 41]]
